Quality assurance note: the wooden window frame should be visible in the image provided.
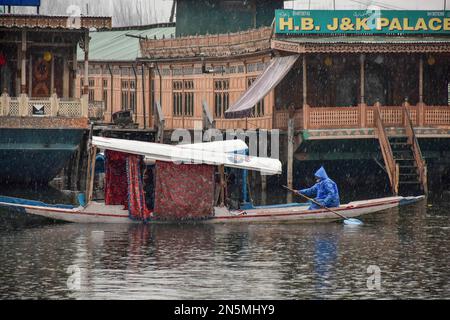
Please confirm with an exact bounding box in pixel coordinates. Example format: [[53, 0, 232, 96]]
[[247, 77, 265, 117], [172, 79, 195, 117], [214, 79, 230, 118]]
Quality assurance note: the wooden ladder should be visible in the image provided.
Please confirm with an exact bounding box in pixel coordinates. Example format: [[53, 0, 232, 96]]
[[374, 106, 428, 196], [374, 106, 399, 195]]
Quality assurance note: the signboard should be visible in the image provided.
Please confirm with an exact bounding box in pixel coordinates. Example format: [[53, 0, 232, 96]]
[[0, 0, 40, 6], [275, 10, 450, 35], [32, 104, 44, 116]]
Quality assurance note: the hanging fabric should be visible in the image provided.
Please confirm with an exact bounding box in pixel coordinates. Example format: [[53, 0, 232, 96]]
[[104, 150, 128, 208], [154, 161, 215, 220], [126, 154, 151, 221]]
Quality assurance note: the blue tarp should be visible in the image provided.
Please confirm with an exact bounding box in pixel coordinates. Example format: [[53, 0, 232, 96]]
[[0, 0, 40, 6], [0, 196, 75, 209]]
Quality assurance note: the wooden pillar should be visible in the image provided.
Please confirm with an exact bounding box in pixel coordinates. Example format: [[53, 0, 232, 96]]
[[261, 174, 267, 205], [20, 31, 27, 94], [63, 56, 69, 98], [50, 53, 55, 95], [302, 55, 308, 130], [219, 165, 225, 207], [141, 64, 146, 129], [287, 117, 294, 203], [148, 66, 153, 128], [28, 55, 32, 97], [302, 55, 307, 107], [360, 54, 365, 105], [83, 31, 89, 95], [419, 55, 424, 105], [71, 46, 77, 98], [359, 54, 367, 127]]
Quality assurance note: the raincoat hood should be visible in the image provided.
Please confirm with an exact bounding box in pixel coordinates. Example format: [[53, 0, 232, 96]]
[[314, 166, 329, 180]]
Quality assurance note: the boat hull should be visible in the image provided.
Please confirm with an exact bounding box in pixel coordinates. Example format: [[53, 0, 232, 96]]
[[0, 128, 85, 184], [0, 195, 425, 224]]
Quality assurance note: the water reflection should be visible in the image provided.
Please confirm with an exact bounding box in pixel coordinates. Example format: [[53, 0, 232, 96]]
[[0, 197, 449, 299]]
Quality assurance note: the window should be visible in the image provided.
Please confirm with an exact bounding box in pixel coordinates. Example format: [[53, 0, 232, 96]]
[[172, 80, 195, 117], [130, 80, 136, 113], [102, 79, 108, 110], [151, 79, 155, 113], [88, 78, 95, 102], [214, 79, 230, 118], [247, 77, 265, 117], [120, 79, 137, 112], [121, 80, 129, 110]]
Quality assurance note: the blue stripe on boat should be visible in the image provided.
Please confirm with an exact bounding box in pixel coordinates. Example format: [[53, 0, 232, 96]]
[[0, 196, 75, 210]]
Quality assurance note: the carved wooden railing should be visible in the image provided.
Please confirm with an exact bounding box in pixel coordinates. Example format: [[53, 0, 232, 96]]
[[274, 110, 303, 130], [0, 92, 89, 118], [374, 106, 399, 195], [300, 104, 450, 130], [404, 108, 428, 195], [140, 27, 272, 59]]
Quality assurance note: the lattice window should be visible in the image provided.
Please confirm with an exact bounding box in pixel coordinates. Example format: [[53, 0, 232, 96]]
[[59, 100, 82, 117], [214, 79, 229, 118], [247, 77, 265, 117], [9, 100, 19, 116]]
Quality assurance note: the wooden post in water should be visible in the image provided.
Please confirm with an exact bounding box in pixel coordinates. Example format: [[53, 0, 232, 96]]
[[84, 124, 94, 198], [86, 146, 97, 203], [260, 174, 267, 205], [219, 165, 225, 207], [287, 113, 294, 203]]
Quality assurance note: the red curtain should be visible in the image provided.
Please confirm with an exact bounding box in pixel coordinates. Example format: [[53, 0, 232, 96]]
[[104, 150, 128, 208], [154, 161, 215, 220], [126, 154, 151, 221]]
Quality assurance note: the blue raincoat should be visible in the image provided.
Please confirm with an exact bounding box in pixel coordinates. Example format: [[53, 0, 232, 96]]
[[299, 167, 340, 210]]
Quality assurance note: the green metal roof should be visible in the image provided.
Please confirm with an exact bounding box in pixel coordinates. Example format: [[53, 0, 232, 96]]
[[78, 25, 175, 62], [277, 36, 450, 45]]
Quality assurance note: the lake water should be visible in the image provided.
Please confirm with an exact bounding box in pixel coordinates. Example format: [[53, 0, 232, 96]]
[[0, 187, 449, 300]]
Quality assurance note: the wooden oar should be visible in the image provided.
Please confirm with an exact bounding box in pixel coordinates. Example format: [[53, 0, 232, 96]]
[[282, 185, 363, 225]]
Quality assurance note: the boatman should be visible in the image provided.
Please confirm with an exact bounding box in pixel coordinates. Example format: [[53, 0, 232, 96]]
[[298, 166, 340, 210]]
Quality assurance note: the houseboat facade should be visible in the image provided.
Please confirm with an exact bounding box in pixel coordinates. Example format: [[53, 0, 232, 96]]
[[77, 3, 450, 196], [0, 13, 111, 185]]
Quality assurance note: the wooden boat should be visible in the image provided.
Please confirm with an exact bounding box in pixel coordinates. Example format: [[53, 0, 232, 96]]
[[0, 137, 425, 224], [0, 194, 425, 224]]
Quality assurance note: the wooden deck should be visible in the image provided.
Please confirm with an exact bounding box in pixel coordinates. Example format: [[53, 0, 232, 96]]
[[156, 105, 450, 137]]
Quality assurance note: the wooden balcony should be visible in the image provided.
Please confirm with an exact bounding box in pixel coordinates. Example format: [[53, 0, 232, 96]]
[[0, 93, 104, 121], [163, 115, 273, 130], [274, 104, 450, 132]]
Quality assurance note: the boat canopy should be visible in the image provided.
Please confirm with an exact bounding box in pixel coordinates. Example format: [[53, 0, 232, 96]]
[[225, 54, 300, 118], [92, 137, 282, 175], [177, 139, 248, 153]]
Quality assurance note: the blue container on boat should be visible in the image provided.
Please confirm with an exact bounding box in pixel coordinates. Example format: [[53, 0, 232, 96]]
[[78, 193, 86, 207]]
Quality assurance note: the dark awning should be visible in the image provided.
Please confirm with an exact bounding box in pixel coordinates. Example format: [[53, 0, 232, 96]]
[[225, 54, 299, 118]]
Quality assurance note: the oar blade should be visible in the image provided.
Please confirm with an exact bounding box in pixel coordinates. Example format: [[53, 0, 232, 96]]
[[344, 218, 363, 226]]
